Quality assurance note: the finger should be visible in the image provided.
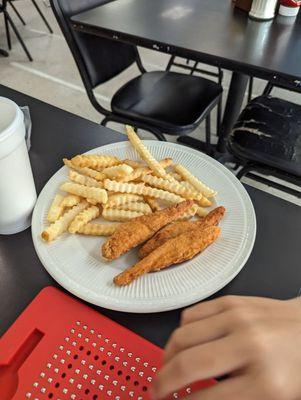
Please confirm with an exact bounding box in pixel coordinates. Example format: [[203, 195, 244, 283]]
[[153, 335, 246, 400], [181, 296, 244, 326], [178, 376, 247, 400], [181, 295, 275, 326], [165, 312, 230, 363]]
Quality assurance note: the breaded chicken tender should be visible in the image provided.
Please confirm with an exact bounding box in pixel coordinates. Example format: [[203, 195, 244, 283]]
[[139, 206, 225, 258], [114, 226, 221, 286], [102, 200, 195, 260]]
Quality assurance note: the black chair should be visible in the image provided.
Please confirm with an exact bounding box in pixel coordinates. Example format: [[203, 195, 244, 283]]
[[1, 0, 33, 61], [8, 0, 53, 34], [50, 0, 222, 146], [166, 55, 224, 135], [228, 96, 301, 198]]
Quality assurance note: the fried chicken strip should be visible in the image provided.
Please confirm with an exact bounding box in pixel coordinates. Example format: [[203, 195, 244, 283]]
[[102, 200, 195, 260], [139, 206, 225, 258], [114, 226, 221, 286]]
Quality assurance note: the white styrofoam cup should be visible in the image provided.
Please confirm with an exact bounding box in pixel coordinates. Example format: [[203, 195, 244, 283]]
[[0, 97, 37, 234]]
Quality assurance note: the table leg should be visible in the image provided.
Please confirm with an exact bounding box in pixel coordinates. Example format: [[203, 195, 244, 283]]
[[216, 72, 249, 153]]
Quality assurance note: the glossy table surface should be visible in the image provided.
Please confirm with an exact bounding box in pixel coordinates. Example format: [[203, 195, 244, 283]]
[[72, 0, 301, 84], [0, 85, 300, 348]]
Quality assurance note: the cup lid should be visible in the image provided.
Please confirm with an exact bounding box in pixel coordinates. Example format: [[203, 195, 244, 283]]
[[0, 97, 24, 143]]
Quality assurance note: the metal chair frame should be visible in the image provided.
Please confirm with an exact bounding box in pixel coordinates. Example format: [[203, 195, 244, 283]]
[[1, 0, 33, 61], [8, 0, 53, 33], [236, 162, 301, 199]]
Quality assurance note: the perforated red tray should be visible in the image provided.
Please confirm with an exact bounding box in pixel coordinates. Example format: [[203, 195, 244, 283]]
[[0, 287, 215, 400]]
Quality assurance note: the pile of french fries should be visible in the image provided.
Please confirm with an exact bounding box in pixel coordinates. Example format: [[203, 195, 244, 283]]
[[41, 126, 217, 242]]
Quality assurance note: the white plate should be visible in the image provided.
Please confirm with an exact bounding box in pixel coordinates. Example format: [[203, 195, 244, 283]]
[[32, 141, 256, 313]]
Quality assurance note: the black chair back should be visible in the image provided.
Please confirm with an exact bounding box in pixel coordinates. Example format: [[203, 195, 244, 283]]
[[50, 0, 137, 90]]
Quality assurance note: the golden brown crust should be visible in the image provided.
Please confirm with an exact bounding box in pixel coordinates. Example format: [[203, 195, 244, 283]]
[[101, 200, 195, 260], [139, 206, 225, 258], [114, 226, 221, 286]]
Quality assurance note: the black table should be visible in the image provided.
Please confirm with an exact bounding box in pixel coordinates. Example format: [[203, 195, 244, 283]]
[[71, 0, 301, 152], [0, 85, 300, 349]]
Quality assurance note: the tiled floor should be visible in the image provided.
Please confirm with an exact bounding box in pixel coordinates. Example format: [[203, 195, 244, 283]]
[[0, 0, 300, 205]]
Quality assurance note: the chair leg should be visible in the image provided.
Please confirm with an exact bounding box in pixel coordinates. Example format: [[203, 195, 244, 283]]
[[166, 55, 175, 71], [101, 116, 110, 127], [205, 114, 211, 153], [216, 69, 223, 136], [189, 61, 198, 75], [263, 82, 274, 96], [236, 164, 255, 180], [4, 14, 11, 50], [148, 129, 166, 141], [5, 11, 33, 61], [216, 95, 222, 136], [248, 77, 254, 103], [30, 0, 53, 33], [8, 0, 26, 25]]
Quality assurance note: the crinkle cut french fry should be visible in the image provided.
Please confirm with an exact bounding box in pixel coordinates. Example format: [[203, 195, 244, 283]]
[[179, 180, 212, 207], [168, 172, 182, 181], [69, 205, 100, 233], [117, 158, 174, 183], [106, 193, 144, 208], [60, 182, 108, 204], [69, 170, 103, 188], [116, 168, 145, 183], [178, 204, 208, 219], [63, 158, 106, 181], [77, 223, 119, 236], [141, 174, 203, 202], [143, 196, 161, 212], [104, 179, 185, 203], [71, 154, 120, 169], [174, 164, 217, 198], [47, 194, 65, 223], [41, 201, 88, 242], [123, 159, 144, 169], [61, 194, 82, 208], [102, 164, 134, 178], [117, 202, 152, 214], [126, 125, 169, 179], [102, 208, 145, 222], [87, 198, 99, 205]]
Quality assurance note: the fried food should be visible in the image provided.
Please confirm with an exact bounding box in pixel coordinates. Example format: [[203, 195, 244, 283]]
[[102, 200, 195, 260], [69, 205, 100, 233], [60, 182, 108, 204], [105, 193, 144, 208], [102, 208, 145, 222], [42, 201, 88, 242], [61, 194, 82, 208], [102, 164, 134, 178], [139, 206, 225, 258], [104, 179, 185, 203], [114, 225, 221, 286], [141, 174, 204, 203], [175, 164, 217, 198], [126, 125, 169, 179], [71, 154, 120, 169], [117, 158, 173, 183], [63, 158, 106, 181], [77, 223, 119, 236], [47, 194, 65, 223], [117, 201, 152, 214], [143, 196, 161, 212], [69, 170, 103, 188]]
